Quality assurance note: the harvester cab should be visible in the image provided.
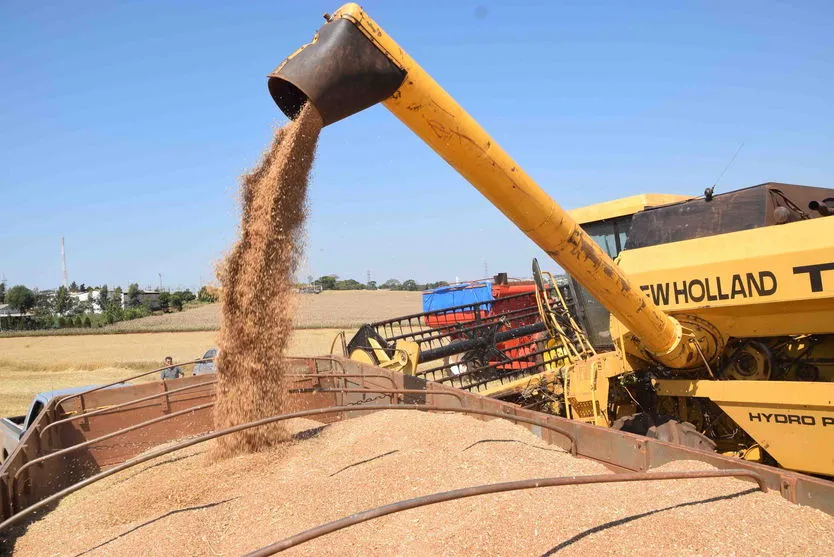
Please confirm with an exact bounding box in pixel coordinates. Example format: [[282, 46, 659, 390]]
[[268, 3, 834, 477]]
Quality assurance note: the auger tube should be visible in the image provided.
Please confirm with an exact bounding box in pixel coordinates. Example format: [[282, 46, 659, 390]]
[[267, 3, 701, 369]]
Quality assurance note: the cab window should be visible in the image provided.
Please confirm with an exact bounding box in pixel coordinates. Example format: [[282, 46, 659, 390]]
[[582, 215, 632, 258]]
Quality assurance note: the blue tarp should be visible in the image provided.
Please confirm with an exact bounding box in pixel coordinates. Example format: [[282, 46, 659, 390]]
[[422, 282, 493, 313]]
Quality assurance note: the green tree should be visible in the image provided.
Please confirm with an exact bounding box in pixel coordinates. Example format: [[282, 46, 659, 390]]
[[180, 289, 196, 303], [83, 316, 92, 328], [54, 286, 74, 315], [158, 291, 170, 312], [73, 315, 83, 328], [124, 305, 150, 320], [104, 303, 123, 324], [127, 283, 141, 308], [366, 280, 377, 290], [381, 279, 401, 290], [69, 281, 78, 292], [401, 279, 420, 291], [5, 285, 36, 315], [170, 292, 184, 312], [72, 299, 94, 316], [0, 281, 6, 303], [315, 275, 338, 290], [334, 279, 365, 290], [197, 286, 217, 303], [98, 285, 109, 312]]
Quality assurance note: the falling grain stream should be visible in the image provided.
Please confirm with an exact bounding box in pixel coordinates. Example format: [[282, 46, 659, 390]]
[[214, 103, 323, 456]]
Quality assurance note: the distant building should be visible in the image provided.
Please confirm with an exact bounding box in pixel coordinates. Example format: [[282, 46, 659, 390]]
[[0, 304, 32, 330], [121, 290, 162, 311], [70, 290, 103, 314], [0, 304, 29, 318]]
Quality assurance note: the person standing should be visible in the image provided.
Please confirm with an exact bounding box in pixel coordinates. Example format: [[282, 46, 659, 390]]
[[160, 356, 184, 380]]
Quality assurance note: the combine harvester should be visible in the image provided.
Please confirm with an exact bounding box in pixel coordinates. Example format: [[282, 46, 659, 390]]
[[2, 3, 833, 551], [299, 5, 834, 476]]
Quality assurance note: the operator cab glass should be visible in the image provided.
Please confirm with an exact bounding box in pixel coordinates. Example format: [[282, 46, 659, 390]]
[[564, 215, 635, 350], [582, 215, 633, 259]]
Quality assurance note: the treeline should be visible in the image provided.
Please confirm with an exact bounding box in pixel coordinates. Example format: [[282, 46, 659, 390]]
[[309, 276, 449, 292], [0, 281, 217, 331]]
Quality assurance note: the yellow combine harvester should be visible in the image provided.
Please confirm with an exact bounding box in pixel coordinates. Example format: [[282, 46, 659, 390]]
[[267, 4, 834, 476]]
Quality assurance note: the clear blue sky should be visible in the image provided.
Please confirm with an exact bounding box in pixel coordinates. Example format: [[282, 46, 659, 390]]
[[2, 1, 832, 291]]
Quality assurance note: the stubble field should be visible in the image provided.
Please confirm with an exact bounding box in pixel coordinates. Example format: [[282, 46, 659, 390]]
[[103, 290, 422, 332], [0, 291, 421, 416]]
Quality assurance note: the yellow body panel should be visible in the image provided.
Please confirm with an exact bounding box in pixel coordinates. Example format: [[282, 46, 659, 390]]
[[563, 352, 626, 427], [615, 216, 834, 339], [656, 379, 834, 475], [569, 194, 691, 225], [349, 339, 419, 375]]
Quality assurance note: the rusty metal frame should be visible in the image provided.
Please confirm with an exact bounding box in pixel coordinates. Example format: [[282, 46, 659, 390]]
[[0, 403, 577, 531], [289, 387, 464, 403], [9, 402, 214, 490], [39, 379, 217, 439], [285, 373, 398, 389], [10, 402, 214, 501], [54, 358, 215, 408], [245, 469, 767, 555]]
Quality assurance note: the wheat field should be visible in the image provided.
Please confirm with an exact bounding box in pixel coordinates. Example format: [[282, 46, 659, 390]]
[[103, 290, 422, 332], [0, 328, 358, 417], [0, 290, 423, 416]]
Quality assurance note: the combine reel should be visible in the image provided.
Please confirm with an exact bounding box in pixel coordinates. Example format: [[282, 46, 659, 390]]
[[341, 277, 574, 394]]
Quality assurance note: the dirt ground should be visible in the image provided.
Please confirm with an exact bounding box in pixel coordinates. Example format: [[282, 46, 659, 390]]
[[0, 329, 351, 417]]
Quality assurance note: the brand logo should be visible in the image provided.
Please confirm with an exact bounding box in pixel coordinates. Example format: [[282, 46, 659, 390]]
[[640, 272, 776, 306]]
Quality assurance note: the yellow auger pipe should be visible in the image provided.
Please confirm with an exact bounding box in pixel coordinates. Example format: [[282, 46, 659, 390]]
[[267, 3, 700, 369]]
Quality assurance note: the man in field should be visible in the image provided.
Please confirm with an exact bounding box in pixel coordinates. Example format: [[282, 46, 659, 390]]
[[160, 356, 184, 380]]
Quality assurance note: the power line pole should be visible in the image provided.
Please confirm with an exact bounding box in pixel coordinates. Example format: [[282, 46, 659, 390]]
[[61, 237, 69, 288]]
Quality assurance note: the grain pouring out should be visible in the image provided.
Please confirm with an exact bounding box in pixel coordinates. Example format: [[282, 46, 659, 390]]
[[213, 103, 323, 456]]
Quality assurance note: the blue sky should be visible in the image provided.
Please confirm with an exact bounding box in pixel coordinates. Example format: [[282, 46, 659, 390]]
[[1, 1, 832, 291]]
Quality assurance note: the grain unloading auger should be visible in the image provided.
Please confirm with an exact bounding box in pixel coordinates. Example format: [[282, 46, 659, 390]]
[[269, 4, 834, 476], [269, 4, 701, 367]]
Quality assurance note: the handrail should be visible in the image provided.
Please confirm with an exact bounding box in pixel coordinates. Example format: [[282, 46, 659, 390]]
[[55, 358, 215, 409], [288, 387, 464, 402], [285, 373, 398, 389], [245, 469, 766, 555], [39, 379, 216, 439], [0, 403, 576, 531], [12, 403, 214, 497]]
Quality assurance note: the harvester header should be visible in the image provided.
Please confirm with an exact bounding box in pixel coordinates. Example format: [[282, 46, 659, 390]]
[[267, 3, 703, 369]]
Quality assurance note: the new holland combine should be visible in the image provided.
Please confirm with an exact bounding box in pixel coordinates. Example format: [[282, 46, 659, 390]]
[[265, 4, 834, 476]]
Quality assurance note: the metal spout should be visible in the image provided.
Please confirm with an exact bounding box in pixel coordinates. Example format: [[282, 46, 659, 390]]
[[268, 16, 405, 126]]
